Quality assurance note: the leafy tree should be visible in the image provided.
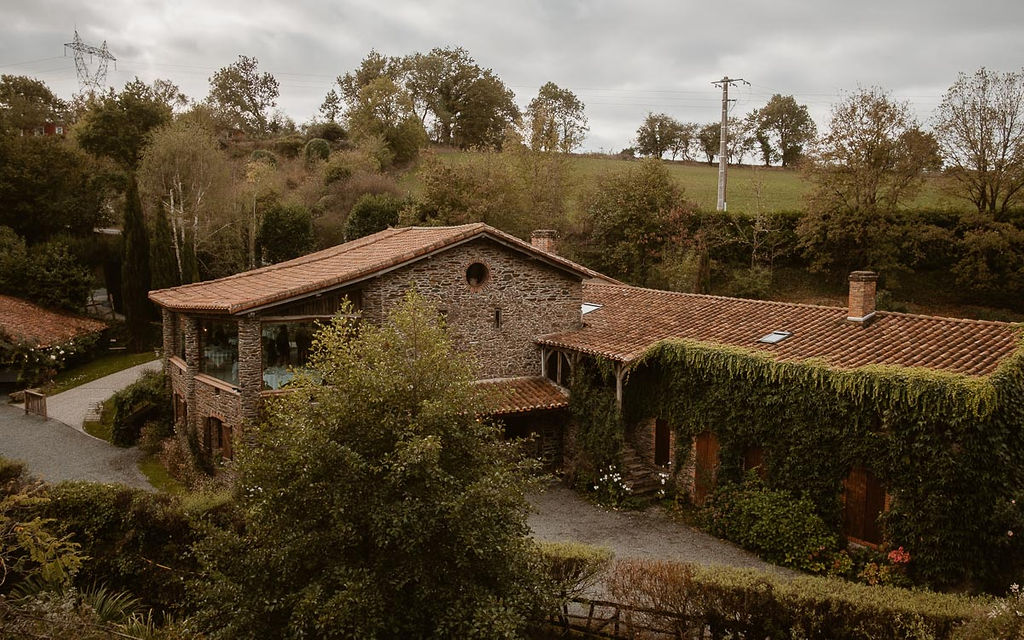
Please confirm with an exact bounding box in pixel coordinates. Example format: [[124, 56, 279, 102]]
[[526, 82, 588, 153], [191, 292, 543, 639], [207, 55, 280, 136], [258, 202, 314, 263], [934, 67, 1024, 213], [694, 119, 751, 165], [0, 228, 91, 311], [696, 122, 719, 164], [0, 136, 106, 243], [74, 78, 173, 171], [149, 202, 178, 291], [799, 87, 940, 274], [318, 88, 343, 122], [580, 159, 694, 285], [0, 74, 67, 135], [338, 50, 403, 106], [138, 119, 231, 284], [121, 176, 151, 348], [345, 193, 402, 241], [747, 94, 816, 167], [635, 113, 689, 160], [345, 76, 427, 165], [404, 46, 520, 149]]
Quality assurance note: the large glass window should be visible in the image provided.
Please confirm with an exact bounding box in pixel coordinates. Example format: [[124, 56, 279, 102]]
[[261, 321, 319, 389], [200, 320, 238, 385]]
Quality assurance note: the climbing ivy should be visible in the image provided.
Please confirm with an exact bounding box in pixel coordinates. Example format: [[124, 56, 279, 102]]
[[566, 336, 1024, 589], [607, 336, 1024, 591]]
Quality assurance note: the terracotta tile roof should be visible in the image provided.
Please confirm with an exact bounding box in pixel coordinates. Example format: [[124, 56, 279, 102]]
[[149, 223, 616, 314], [537, 283, 1023, 377], [476, 376, 569, 414], [0, 295, 106, 348]]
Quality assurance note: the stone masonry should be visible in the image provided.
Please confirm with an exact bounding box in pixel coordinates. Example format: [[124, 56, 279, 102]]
[[362, 238, 582, 379]]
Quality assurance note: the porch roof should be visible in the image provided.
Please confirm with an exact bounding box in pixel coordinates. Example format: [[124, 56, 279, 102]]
[[475, 376, 569, 414]]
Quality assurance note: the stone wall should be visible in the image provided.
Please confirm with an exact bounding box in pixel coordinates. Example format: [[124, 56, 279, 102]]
[[361, 238, 582, 378]]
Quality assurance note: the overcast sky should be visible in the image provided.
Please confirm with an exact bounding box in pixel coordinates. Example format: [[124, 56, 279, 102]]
[[2, 0, 1022, 152]]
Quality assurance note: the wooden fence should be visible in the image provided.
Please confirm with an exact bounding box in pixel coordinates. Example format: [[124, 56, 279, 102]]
[[23, 389, 46, 419], [545, 597, 693, 639]]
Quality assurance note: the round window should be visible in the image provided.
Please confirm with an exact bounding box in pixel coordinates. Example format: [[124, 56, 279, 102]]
[[465, 262, 489, 287]]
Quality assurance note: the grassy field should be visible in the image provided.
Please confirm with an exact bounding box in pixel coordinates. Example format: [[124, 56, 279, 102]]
[[403, 149, 966, 215], [48, 351, 159, 396]]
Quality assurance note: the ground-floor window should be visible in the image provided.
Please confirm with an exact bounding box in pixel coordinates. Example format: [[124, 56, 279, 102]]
[[204, 416, 233, 459]]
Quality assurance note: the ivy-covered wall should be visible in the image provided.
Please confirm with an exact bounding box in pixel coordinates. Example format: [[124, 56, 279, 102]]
[[573, 338, 1024, 591]]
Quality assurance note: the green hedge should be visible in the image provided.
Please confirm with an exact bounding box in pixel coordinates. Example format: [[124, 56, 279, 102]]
[[109, 370, 172, 447], [700, 475, 840, 573], [607, 558, 993, 640]]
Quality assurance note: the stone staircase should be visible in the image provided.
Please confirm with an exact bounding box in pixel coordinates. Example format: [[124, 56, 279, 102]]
[[620, 442, 663, 497]]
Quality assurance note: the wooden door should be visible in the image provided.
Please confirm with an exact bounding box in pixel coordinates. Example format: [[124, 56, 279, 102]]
[[654, 419, 671, 467], [843, 466, 886, 545], [693, 431, 720, 506]]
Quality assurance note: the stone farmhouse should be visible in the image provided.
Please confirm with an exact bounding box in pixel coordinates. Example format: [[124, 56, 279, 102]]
[[149, 223, 1023, 550]]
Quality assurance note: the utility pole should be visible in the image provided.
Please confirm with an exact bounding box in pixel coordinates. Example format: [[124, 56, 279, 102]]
[[64, 30, 116, 94], [712, 76, 748, 211]]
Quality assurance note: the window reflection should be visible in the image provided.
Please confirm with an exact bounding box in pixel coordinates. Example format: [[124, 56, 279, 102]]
[[200, 320, 238, 385], [261, 321, 317, 389]]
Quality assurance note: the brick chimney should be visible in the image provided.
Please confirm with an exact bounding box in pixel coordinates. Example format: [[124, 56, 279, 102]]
[[531, 229, 559, 254], [847, 271, 878, 323]]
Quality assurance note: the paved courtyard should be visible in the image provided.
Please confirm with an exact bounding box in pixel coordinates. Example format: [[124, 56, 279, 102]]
[[529, 481, 790, 575], [0, 404, 152, 489]]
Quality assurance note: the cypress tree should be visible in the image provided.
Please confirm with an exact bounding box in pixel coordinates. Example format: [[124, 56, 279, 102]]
[[122, 174, 152, 350], [149, 201, 179, 290]]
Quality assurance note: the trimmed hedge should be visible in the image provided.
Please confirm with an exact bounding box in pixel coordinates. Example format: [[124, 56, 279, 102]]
[[607, 558, 993, 640], [109, 370, 171, 447], [700, 475, 839, 573]]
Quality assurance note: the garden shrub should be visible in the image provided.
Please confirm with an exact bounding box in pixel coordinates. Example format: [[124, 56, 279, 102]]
[[109, 371, 171, 447], [37, 481, 238, 618], [271, 135, 305, 159], [248, 148, 277, 167], [535, 541, 613, 601], [344, 193, 402, 241], [607, 558, 991, 640], [700, 474, 840, 573], [303, 137, 330, 165]]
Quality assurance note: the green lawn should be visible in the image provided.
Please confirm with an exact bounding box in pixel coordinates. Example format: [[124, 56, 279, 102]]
[[47, 351, 159, 396], [405, 149, 967, 215], [138, 454, 186, 494]]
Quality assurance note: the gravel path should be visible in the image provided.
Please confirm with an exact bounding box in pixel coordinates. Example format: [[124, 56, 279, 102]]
[[0, 404, 152, 489], [529, 482, 791, 576], [46, 359, 161, 433]]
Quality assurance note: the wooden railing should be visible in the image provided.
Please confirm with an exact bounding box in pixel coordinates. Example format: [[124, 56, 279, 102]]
[[23, 389, 46, 419], [545, 597, 691, 639]]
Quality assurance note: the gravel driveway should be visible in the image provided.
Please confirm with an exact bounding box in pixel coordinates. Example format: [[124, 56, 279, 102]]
[[0, 404, 152, 489], [529, 481, 790, 575]]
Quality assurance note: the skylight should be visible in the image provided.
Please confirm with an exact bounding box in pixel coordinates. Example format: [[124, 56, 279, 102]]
[[757, 330, 792, 344], [581, 303, 602, 315]]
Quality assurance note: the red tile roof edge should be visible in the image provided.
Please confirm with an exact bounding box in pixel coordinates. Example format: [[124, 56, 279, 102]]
[[0, 295, 107, 348], [149, 223, 618, 314], [474, 376, 570, 414]]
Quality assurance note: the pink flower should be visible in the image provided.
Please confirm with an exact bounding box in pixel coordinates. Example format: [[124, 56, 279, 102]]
[[888, 546, 911, 565]]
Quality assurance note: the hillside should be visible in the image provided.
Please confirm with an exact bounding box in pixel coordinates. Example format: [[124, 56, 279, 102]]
[[400, 149, 968, 215]]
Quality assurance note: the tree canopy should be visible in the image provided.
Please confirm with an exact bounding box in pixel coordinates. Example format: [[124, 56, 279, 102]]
[[74, 78, 174, 171], [0, 74, 67, 135], [635, 113, 693, 160], [747, 94, 816, 167], [526, 82, 588, 153], [192, 292, 543, 638], [934, 67, 1024, 213], [207, 55, 280, 136], [799, 87, 940, 274]]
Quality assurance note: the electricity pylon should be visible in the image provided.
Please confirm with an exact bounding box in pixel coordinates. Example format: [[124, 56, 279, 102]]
[[64, 30, 116, 93]]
